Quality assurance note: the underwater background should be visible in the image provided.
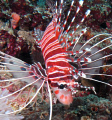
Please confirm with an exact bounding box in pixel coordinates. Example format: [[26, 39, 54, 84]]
[[0, 0, 112, 120]]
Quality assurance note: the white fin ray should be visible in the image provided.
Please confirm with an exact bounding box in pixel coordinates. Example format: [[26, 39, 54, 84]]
[[0, 77, 42, 100], [0, 79, 45, 115], [80, 75, 112, 87], [85, 73, 112, 77]]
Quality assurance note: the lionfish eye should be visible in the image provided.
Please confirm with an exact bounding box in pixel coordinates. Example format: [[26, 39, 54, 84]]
[[59, 84, 67, 89]]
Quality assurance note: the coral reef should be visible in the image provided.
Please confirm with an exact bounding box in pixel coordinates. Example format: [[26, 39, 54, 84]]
[[20, 94, 112, 120], [0, 30, 29, 58], [0, 0, 111, 120]]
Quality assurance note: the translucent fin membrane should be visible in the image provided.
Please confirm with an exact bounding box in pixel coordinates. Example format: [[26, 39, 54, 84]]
[[0, 79, 45, 115], [0, 51, 53, 120], [0, 52, 46, 113], [69, 34, 112, 87]]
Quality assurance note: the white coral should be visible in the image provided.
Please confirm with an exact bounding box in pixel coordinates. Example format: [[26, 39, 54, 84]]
[[0, 89, 24, 120]]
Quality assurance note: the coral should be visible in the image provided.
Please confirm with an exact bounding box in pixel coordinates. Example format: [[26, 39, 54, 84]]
[[85, 0, 112, 33], [18, 94, 112, 120], [0, 89, 24, 120], [11, 12, 20, 29], [64, 0, 112, 33], [0, 30, 29, 57], [63, 94, 112, 120], [0, 0, 49, 31], [37, 0, 46, 7]]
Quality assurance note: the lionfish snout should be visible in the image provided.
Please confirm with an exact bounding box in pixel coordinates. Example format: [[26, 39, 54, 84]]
[[47, 66, 73, 105], [52, 84, 73, 105]]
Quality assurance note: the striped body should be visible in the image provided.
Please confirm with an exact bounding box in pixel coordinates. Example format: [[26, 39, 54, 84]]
[[39, 20, 74, 104], [40, 21, 72, 80], [34, 0, 112, 105]]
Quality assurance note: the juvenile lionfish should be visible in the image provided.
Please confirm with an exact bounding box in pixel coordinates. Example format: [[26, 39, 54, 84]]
[[0, 0, 112, 119]]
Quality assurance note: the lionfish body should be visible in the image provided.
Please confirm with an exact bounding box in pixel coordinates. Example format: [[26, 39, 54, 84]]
[[40, 21, 74, 105], [0, 0, 112, 120]]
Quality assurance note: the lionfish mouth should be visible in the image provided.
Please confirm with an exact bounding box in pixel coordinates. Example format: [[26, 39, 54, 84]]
[[0, 0, 112, 120]]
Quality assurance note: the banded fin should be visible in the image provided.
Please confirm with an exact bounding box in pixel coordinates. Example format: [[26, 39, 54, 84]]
[[34, 28, 44, 45], [0, 51, 35, 83], [0, 52, 47, 117], [69, 34, 112, 87]]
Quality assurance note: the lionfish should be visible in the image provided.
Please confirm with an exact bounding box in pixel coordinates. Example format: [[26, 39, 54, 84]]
[[0, 0, 112, 119]]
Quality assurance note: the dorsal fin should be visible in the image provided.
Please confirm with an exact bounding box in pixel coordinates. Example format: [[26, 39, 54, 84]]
[[52, 0, 90, 51]]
